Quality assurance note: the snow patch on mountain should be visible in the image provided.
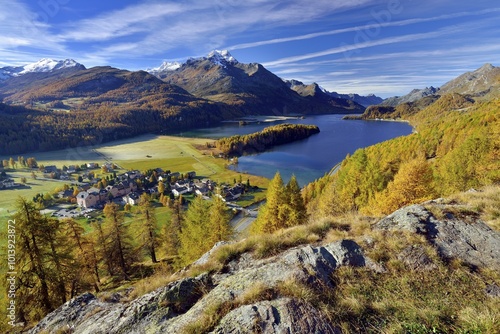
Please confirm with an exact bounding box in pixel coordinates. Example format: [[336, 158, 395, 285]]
[[148, 50, 238, 75]]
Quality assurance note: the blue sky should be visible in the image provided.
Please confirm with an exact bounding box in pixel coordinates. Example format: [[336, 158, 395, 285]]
[[1, 0, 499, 97]]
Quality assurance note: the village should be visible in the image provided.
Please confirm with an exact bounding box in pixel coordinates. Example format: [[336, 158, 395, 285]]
[[0, 159, 252, 219]]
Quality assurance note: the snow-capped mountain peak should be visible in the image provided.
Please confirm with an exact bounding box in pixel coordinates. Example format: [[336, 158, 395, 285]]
[[207, 50, 237, 66], [147, 61, 182, 76], [19, 58, 81, 75], [0, 58, 84, 81]]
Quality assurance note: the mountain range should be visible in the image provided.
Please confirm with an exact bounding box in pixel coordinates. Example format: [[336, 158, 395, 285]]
[[0, 51, 370, 154], [284, 79, 383, 107], [0, 51, 368, 116], [148, 50, 365, 114], [0, 52, 498, 155]]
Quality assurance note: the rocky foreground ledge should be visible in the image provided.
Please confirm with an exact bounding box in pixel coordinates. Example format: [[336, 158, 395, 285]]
[[27, 201, 500, 334]]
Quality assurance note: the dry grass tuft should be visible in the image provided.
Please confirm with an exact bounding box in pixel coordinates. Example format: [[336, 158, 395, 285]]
[[324, 228, 500, 333], [450, 185, 500, 230]]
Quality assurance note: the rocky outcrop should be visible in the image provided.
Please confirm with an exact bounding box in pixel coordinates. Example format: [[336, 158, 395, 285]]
[[397, 244, 438, 271], [28, 274, 212, 334], [27, 199, 500, 333], [212, 297, 340, 334], [374, 202, 500, 270], [28, 240, 370, 334]]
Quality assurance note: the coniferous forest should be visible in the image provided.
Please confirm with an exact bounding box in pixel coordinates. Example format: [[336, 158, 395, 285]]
[[216, 123, 320, 156]]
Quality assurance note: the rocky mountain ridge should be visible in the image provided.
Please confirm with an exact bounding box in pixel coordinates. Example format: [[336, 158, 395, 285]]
[[145, 50, 365, 115], [0, 51, 363, 116], [284, 79, 383, 107]]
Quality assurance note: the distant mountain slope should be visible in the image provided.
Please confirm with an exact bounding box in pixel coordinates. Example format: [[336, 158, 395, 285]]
[[0, 66, 229, 154], [0, 66, 195, 103], [439, 63, 500, 98], [328, 91, 383, 108], [382, 86, 439, 107], [381, 63, 500, 107], [146, 61, 182, 76], [0, 64, 87, 102], [284, 79, 382, 107], [152, 50, 364, 115], [284, 79, 365, 111]]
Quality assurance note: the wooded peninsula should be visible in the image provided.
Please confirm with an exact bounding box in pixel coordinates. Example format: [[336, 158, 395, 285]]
[[215, 123, 320, 156]]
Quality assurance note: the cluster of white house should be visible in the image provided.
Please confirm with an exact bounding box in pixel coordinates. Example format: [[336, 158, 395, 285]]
[[75, 172, 245, 209]]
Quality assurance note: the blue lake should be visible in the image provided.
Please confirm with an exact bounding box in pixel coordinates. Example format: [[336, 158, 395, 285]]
[[174, 115, 413, 186]]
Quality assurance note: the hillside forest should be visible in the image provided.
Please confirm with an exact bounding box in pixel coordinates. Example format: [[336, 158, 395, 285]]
[[303, 94, 499, 216]]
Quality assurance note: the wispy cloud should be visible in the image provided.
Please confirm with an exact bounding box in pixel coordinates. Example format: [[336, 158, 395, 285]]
[[56, 0, 375, 63], [60, 3, 188, 42], [262, 28, 457, 68], [226, 8, 500, 51], [0, 0, 66, 64]]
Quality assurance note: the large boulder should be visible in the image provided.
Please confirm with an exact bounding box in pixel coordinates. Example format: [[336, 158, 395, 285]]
[[159, 240, 368, 333], [374, 202, 500, 270]]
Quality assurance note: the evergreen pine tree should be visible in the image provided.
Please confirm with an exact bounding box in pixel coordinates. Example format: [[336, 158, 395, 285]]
[[178, 195, 211, 266], [208, 190, 233, 244], [138, 193, 160, 263], [251, 171, 286, 234], [102, 203, 134, 280]]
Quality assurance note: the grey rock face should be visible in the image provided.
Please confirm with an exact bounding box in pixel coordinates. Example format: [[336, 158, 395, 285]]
[[375, 203, 500, 271], [212, 297, 340, 334], [160, 240, 368, 333], [28, 240, 368, 334], [28, 274, 212, 334]]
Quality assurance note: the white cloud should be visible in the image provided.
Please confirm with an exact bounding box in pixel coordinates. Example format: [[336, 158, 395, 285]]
[[0, 0, 69, 64], [60, 3, 188, 42], [226, 8, 500, 51], [56, 0, 376, 62], [262, 28, 456, 68]]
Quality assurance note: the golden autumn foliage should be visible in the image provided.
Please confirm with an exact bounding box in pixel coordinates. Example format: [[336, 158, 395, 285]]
[[252, 173, 308, 234], [305, 95, 499, 217]]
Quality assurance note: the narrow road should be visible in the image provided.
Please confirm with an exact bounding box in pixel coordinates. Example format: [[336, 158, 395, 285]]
[[230, 203, 261, 234]]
